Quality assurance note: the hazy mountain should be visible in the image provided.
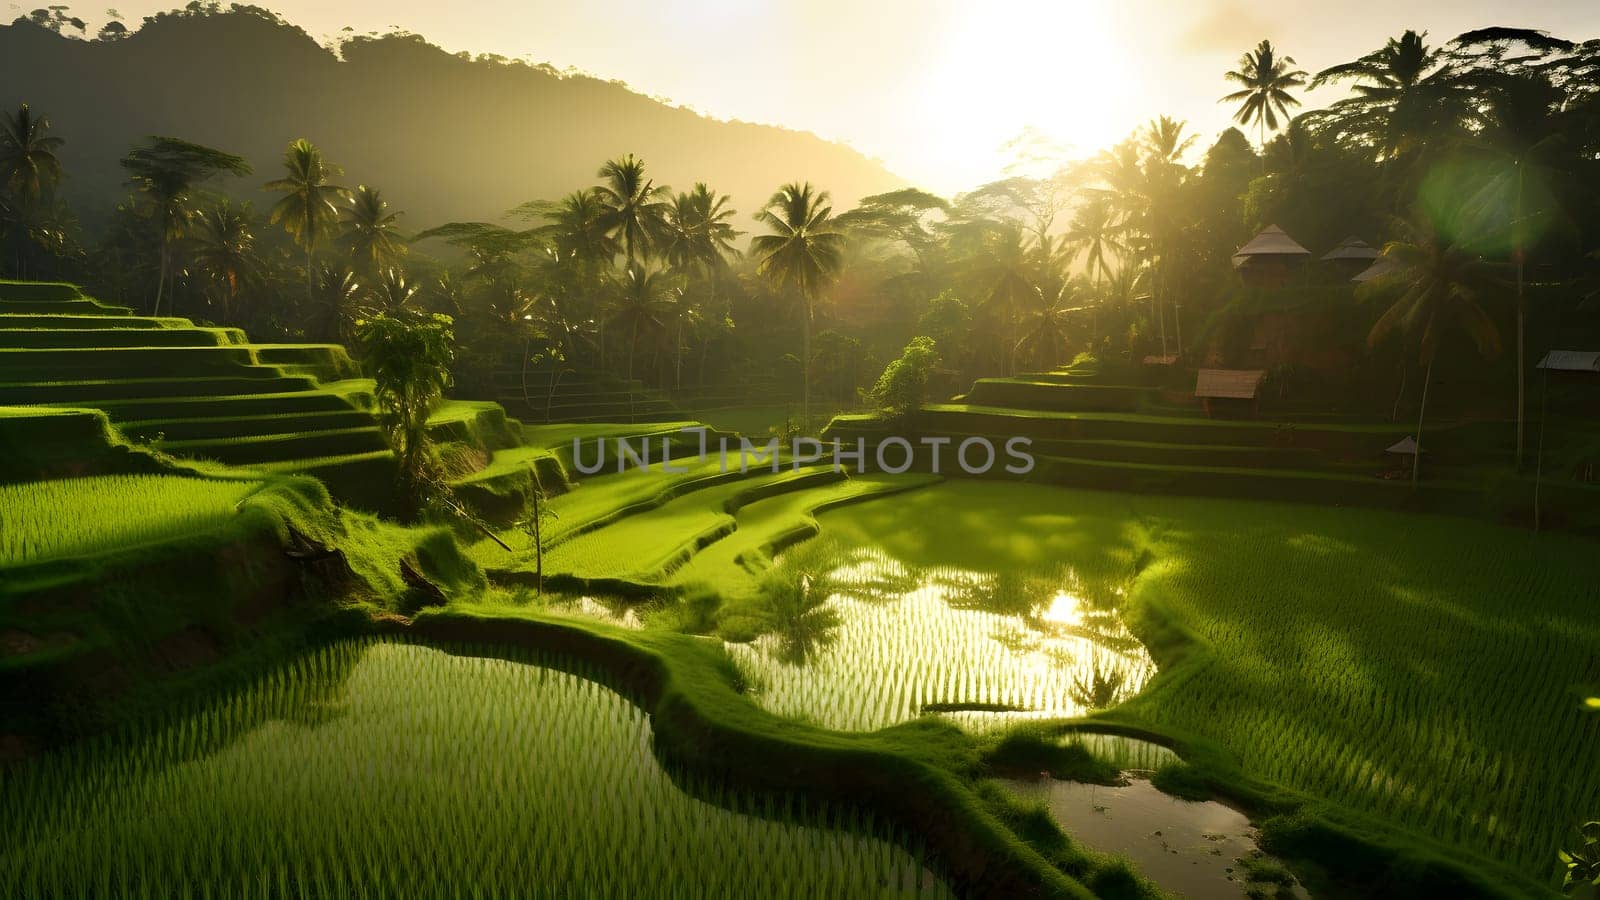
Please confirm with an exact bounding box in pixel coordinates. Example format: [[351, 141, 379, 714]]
[[0, 8, 904, 235]]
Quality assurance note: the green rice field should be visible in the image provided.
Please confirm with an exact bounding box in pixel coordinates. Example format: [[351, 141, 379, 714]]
[[0, 475, 261, 566], [816, 480, 1600, 886], [0, 639, 953, 899]]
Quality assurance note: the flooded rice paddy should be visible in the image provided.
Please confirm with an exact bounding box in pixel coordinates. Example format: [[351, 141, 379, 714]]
[[725, 543, 1156, 732]]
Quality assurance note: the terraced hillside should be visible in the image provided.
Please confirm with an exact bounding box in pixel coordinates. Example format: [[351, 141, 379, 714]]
[[825, 362, 1600, 525], [0, 281, 397, 505], [460, 423, 936, 601]]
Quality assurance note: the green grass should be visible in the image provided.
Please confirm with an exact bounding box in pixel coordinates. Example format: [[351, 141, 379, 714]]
[[815, 479, 1599, 892], [0, 475, 262, 566], [0, 638, 953, 899]]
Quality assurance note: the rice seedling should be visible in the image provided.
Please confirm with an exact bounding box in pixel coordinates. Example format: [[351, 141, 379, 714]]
[[726, 541, 1155, 733], [0, 639, 953, 899], [0, 475, 262, 566]]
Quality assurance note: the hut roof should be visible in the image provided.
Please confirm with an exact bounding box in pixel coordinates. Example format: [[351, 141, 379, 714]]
[[1232, 225, 1311, 268], [1322, 236, 1380, 262], [1385, 436, 1425, 455], [1351, 256, 1401, 283], [1195, 369, 1266, 400], [1537, 350, 1600, 372]]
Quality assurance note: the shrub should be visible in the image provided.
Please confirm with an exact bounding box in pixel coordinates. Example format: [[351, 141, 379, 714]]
[[867, 335, 940, 420]]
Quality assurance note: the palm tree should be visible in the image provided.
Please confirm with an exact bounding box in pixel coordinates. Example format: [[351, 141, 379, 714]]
[[1063, 197, 1125, 341], [265, 139, 346, 308], [608, 263, 677, 421], [1365, 213, 1502, 483], [0, 103, 65, 276], [364, 267, 418, 316], [339, 185, 406, 275], [594, 154, 670, 265], [751, 182, 845, 427], [1015, 280, 1079, 370], [661, 184, 740, 388], [1221, 40, 1309, 159], [1142, 116, 1196, 168], [968, 221, 1036, 375], [186, 199, 259, 324], [1309, 30, 1466, 186], [120, 137, 251, 315], [1459, 70, 1569, 469], [307, 263, 360, 343]]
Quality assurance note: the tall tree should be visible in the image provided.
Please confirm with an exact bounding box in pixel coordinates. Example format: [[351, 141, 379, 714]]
[[594, 154, 670, 265], [1458, 68, 1570, 469], [0, 103, 65, 275], [265, 139, 347, 308], [185, 199, 259, 325], [1063, 196, 1125, 340], [1365, 213, 1503, 483], [752, 182, 845, 427], [608, 263, 677, 389], [120, 137, 251, 315], [661, 184, 740, 388], [339, 185, 406, 276], [1309, 29, 1467, 198], [1221, 40, 1309, 158]]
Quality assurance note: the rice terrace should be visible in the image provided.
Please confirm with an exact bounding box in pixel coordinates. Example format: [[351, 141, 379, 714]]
[[3, 4, 1600, 899]]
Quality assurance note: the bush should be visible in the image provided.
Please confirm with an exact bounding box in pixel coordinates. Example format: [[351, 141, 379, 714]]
[[867, 335, 939, 419]]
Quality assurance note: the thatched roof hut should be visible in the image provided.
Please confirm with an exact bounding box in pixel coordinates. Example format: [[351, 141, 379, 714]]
[[1232, 226, 1312, 287], [1232, 225, 1311, 269], [1322, 236, 1380, 262], [1537, 350, 1600, 373]]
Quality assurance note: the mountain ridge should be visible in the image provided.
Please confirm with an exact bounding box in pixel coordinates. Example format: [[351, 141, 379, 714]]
[[0, 8, 905, 234]]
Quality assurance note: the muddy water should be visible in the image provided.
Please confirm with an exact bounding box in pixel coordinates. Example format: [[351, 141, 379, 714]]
[[1004, 775, 1308, 900]]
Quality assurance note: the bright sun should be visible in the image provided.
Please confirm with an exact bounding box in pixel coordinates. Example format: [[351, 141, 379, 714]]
[[914, 1, 1139, 190]]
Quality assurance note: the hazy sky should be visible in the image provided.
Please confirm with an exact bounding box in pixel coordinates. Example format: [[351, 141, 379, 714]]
[[45, 0, 1600, 194]]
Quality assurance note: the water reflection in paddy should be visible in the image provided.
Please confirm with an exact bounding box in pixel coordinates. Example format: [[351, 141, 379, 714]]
[[726, 543, 1156, 732]]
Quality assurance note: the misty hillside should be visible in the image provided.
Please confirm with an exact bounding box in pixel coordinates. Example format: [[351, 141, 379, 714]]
[[0, 8, 904, 233]]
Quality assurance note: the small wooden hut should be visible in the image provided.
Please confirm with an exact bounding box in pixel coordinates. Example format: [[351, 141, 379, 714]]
[[1321, 236, 1381, 280], [1195, 368, 1266, 417], [1232, 225, 1311, 288]]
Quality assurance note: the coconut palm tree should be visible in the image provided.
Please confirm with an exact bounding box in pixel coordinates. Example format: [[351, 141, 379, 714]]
[[608, 263, 677, 417], [339, 185, 405, 275], [1221, 40, 1309, 158], [969, 221, 1036, 375], [1458, 69, 1570, 469], [120, 137, 251, 315], [1309, 30, 1465, 176], [1062, 197, 1125, 340], [661, 184, 740, 388], [265, 139, 347, 307], [594, 154, 670, 265], [0, 103, 65, 275], [186, 199, 259, 325], [307, 263, 360, 343], [752, 182, 845, 427], [1015, 279, 1079, 370], [1364, 213, 1502, 483]]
